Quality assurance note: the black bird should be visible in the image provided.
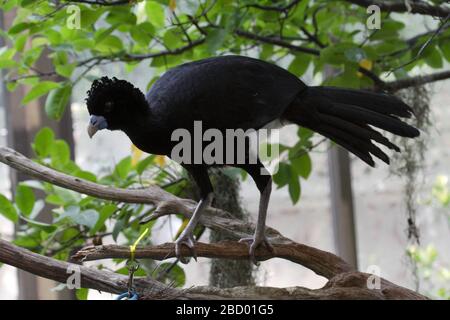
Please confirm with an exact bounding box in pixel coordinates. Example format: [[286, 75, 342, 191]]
[[86, 55, 419, 262]]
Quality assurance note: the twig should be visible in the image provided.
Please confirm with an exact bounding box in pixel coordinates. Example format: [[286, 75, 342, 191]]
[[344, 0, 450, 18], [387, 13, 450, 75]]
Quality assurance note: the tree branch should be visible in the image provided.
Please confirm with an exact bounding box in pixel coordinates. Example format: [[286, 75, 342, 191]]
[[0, 147, 428, 299], [63, 0, 130, 6], [243, 0, 302, 13], [235, 30, 321, 56], [73, 241, 352, 279], [385, 70, 450, 91], [0, 238, 426, 299], [345, 0, 450, 18], [0, 146, 347, 279]]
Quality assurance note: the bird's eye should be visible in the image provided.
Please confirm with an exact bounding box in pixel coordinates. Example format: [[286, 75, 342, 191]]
[[104, 101, 114, 113]]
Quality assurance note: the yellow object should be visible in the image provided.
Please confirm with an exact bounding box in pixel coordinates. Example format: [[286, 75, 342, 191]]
[[131, 144, 144, 167], [357, 59, 373, 78], [129, 227, 149, 261], [169, 0, 176, 11], [155, 155, 166, 167]]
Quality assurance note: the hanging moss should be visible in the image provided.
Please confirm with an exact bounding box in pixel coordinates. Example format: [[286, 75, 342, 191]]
[[391, 85, 431, 244], [391, 85, 431, 290]]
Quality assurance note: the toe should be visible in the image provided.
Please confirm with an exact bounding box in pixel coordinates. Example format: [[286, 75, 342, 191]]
[[175, 235, 197, 264], [263, 238, 275, 252]]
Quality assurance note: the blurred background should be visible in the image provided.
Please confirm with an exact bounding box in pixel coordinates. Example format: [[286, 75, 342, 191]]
[[0, 0, 449, 299]]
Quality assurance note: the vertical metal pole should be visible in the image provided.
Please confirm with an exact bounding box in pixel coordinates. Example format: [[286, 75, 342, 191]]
[[323, 65, 358, 269], [328, 145, 358, 268]]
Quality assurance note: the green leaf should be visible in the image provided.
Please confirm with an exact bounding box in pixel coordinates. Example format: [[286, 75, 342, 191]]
[[288, 174, 301, 204], [96, 35, 123, 53], [90, 204, 117, 235], [439, 40, 450, 62], [146, 1, 165, 27], [112, 218, 126, 242], [163, 29, 180, 50], [344, 47, 366, 63], [136, 155, 156, 175], [46, 187, 80, 206], [72, 38, 95, 51], [15, 184, 35, 216], [76, 288, 89, 300], [55, 64, 76, 78], [8, 22, 33, 35], [290, 154, 312, 179], [158, 263, 186, 287], [22, 81, 61, 104], [130, 23, 154, 46], [50, 140, 70, 168], [288, 54, 310, 76], [74, 170, 97, 182], [0, 59, 17, 69], [206, 29, 227, 53], [116, 266, 147, 277], [20, 216, 56, 233], [77, 209, 99, 230], [273, 162, 291, 188], [45, 84, 72, 120], [298, 127, 313, 139], [114, 156, 132, 180], [0, 194, 18, 223], [423, 45, 443, 69], [33, 127, 55, 157], [56, 206, 99, 230], [320, 43, 356, 65]]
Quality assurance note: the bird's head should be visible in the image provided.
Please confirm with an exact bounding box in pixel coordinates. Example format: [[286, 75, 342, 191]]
[[85, 76, 149, 138]]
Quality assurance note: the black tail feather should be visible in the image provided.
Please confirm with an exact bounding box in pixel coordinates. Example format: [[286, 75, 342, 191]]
[[285, 86, 420, 166], [314, 86, 415, 118]]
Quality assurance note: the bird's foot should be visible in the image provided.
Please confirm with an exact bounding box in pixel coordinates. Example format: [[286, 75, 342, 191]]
[[239, 235, 274, 265], [175, 232, 197, 264]]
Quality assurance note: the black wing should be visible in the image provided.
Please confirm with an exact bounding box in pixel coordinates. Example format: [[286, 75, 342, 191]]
[[146, 56, 306, 131]]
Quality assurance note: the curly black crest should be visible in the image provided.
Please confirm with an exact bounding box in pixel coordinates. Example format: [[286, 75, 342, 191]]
[[86, 76, 147, 116]]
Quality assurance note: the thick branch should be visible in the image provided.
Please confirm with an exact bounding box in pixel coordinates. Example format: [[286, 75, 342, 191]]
[[0, 147, 428, 299], [73, 241, 352, 279], [385, 70, 450, 91], [0, 147, 177, 204], [0, 146, 349, 279], [0, 238, 426, 299], [345, 0, 450, 18]]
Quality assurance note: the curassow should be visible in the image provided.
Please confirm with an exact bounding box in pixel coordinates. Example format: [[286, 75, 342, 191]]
[[86, 55, 420, 263]]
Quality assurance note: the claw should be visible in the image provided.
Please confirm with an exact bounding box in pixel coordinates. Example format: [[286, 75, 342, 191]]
[[239, 235, 274, 265], [175, 233, 197, 264]]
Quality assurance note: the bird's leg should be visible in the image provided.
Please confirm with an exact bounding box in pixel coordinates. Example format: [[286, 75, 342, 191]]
[[175, 192, 213, 263], [239, 180, 274, 264]]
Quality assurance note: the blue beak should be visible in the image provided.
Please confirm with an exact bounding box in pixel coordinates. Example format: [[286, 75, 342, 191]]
[[87, 115, 108, 138]]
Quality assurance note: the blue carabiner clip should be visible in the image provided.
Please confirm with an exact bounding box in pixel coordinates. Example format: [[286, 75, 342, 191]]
[[116, 291, 139, 300]]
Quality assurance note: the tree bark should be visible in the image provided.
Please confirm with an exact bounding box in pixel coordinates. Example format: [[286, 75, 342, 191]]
[[0, 147, 429, 299]]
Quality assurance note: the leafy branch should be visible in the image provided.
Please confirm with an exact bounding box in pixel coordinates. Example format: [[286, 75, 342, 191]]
[[0, 147, 427, 300]]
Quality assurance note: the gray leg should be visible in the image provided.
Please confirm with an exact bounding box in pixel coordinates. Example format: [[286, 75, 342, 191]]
[[175, 192, 213, 263], [239, 180, 274, 264]]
